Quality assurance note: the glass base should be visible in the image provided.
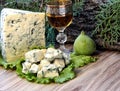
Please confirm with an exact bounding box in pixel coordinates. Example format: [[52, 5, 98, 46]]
[[59, 44, 71, 59], [59, 44, 70, 53]]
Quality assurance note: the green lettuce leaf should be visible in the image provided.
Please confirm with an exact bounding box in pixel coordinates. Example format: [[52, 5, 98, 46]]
[[70, 53, 97, 68], [54, 64, 75, 83], [0, 53, 19, 69]]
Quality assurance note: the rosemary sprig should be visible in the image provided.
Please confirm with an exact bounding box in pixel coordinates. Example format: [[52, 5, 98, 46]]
[[92, 0, 120, 46]]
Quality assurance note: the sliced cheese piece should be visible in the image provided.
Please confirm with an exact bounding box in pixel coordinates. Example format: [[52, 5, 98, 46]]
[[0, 8, 45, 62]]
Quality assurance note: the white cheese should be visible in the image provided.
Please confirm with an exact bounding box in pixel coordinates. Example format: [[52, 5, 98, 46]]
[[53, 49, 63, 59], [29, 64, 39, 73], [44, 48, 56, 62], [54, 59, 65, 71], [21, 48, 71, 78], [22, 61, 32, 74], [40, 49, 47, 55], [39, 59, 50, 68], [63, 53, 70, 65], [37, 70, 44, 78], [44, 70, 59, 78], [0, 8, 45, 62], [25, 49, 44, 63], [43, 64, 59, 78]]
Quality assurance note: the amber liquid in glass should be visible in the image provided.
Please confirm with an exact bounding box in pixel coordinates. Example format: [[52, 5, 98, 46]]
[[47, 13, 72, 31]]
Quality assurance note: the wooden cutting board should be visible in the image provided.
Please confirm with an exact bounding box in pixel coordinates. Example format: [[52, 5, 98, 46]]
[[0, 50, 120, 91]]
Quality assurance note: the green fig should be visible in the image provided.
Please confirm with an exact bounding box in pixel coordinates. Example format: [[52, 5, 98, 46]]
[[73, 31, 96, 55]]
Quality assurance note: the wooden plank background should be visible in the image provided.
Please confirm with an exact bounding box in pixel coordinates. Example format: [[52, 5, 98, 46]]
[[0, 50, 120, 91]]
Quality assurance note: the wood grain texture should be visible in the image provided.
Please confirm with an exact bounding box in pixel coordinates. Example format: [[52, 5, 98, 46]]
[[0, 50, 120, 91]]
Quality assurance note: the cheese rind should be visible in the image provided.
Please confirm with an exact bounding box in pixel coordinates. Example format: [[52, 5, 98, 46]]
[[0, 8, 45, 62]]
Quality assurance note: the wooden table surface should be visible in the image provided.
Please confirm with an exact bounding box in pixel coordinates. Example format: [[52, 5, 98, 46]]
[[0, 50, 120, 91]]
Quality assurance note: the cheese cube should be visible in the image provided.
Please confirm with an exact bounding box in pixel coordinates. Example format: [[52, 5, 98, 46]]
[[44, 70, 59, 78], [22, 61, 32, 74], [37, 64, 59, 78], [25, 49, 44, 63], [63, 53, 70, 65], [54, 59, 65, 71], [40, 49, 47, 55], [37, 70, 44, 78], [29, 64, 39, 73], [53, 49, 63, 59], [43, 64, 59, 78], [0, 8, 45, 62], [44, 48, 56, 62], [39, 59, 50, 68]]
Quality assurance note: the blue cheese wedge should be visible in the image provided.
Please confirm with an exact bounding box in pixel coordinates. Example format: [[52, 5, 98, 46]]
[[0, 8, 45, 62], [25, 49, 44, 63]]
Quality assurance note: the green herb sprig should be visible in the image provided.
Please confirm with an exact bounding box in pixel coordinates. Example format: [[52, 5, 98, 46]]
[[4, 0, 41, 12], [72, 0, 83, 16], [92, 0, 120, 46]]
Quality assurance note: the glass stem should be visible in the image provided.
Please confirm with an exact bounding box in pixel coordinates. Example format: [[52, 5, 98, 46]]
[[56, 31, 67, 51]]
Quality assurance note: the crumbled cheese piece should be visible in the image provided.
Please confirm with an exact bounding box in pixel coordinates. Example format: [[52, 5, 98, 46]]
[[44, 48, 56, 62], [37, 70, 44, 78], [22, 48, 71, 78], [40, 49, 47, 55], [22, 61, 32, 74], [63, 53, 70, 65], [54, 49, 63, 59], [43, 64, 59, 78], [29, 64, 39, 73], [54, 59, 65, 71], [25, 49, 44, 63], [44, 70, 59, 78], [39, 59, 50, 69]]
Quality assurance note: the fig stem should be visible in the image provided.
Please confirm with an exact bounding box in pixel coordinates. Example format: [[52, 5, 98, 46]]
[[81, 31, 85, 35]]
